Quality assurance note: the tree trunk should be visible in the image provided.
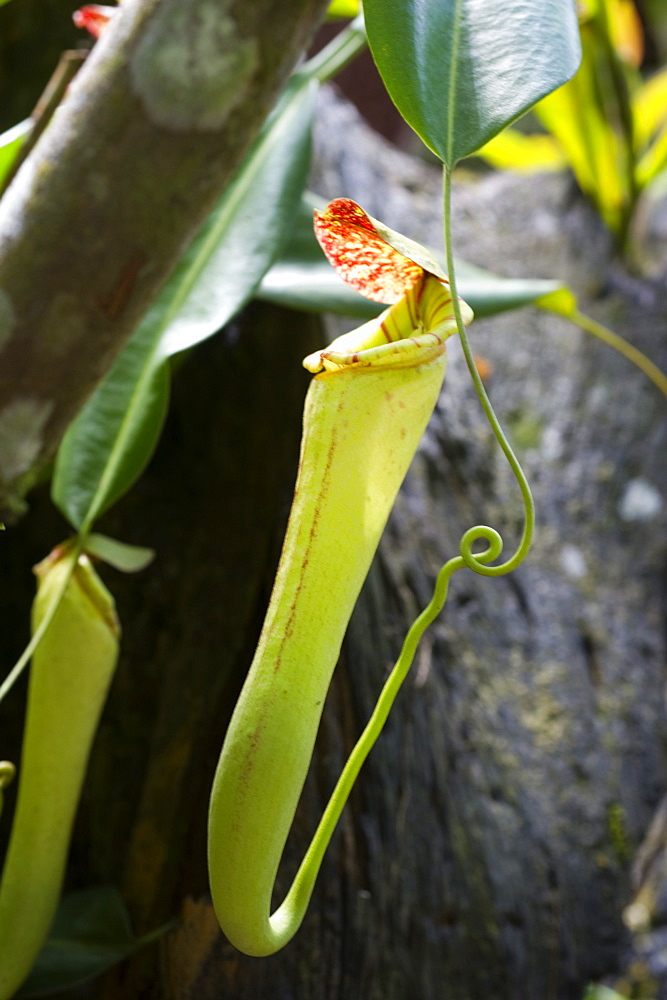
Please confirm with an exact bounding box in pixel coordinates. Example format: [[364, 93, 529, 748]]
[[0, 89, 665, 1000], [0, 0, 328, 516]]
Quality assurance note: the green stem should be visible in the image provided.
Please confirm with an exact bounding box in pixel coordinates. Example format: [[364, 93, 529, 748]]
[[302, 14, 366, 83], [567, 307, 667, 398], [442, 167, 535, 576], [0, 537, 84, 705]]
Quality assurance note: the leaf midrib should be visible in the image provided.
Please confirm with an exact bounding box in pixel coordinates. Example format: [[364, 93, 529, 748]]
[[445, 0, 464, 167]]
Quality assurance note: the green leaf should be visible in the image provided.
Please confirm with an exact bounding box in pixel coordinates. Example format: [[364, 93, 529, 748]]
[[52, 340, 169, 531], [16, 886, 170, 997], [53, 73, 316, 531], [456, 263, 563, 317], [0, 119, 32, 189], [535, 287, 577, 317], [156, 74, 316, 358], [302, 13, 366, 83], [363, 0, 582, 166], [540, 289, 667, 398], [257, 194, 562, 319], [85, 533, 155, 572]]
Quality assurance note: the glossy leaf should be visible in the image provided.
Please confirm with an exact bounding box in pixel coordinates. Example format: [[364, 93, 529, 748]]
[[52, 334, 169, 531], [364, 0, 581, 166], [258, 195, 562, 318], [156, 75, 316, 358], [16, 887, 167, 997], [455, 265, 563, 318], [0, 120, 32, 189], [53, 73, 316, 531]]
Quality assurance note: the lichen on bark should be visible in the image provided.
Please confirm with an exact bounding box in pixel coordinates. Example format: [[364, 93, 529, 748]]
[[130, 0, 260, 131]]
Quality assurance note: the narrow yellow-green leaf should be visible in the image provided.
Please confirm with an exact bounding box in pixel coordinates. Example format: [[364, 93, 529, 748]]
[[636, 124, 667, 189], [535, 39, 627, 231], [632, 66, 667, 150], [326, 0, 358, 17], [536, 288, 578, 317], [475, 128, 567, 173], [538, 289, 667, 398]]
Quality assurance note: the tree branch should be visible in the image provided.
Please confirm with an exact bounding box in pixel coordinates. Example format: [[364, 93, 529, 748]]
[[0, 0, 328, 519]]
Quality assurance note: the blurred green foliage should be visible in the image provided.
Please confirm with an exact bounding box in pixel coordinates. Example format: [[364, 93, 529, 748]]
[[476, 0, 667, 246]]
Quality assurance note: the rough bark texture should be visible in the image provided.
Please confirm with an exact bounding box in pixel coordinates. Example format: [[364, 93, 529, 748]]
[[0, 89, 665, 1000], [0, 0, 328, 517]]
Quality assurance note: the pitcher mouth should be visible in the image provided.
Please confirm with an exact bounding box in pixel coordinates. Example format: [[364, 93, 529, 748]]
[[303, 274, 473, 375]]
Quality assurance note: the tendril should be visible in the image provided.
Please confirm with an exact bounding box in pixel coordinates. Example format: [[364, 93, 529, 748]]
[[442, 166, 535, 577]]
